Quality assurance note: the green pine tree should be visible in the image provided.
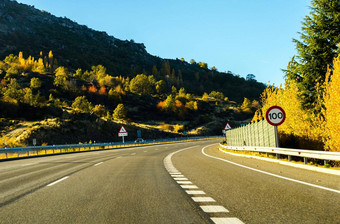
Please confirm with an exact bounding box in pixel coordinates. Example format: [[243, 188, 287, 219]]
[[285, 0, 340, 112]]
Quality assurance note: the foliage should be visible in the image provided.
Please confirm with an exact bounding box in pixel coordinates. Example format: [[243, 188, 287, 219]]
[[54, 66, 68, 87], [323, 54, 340, 151], [209, 91, 224, 101], [173, 124, 184, 133], [113, 103, 127, 120], [202, 92, 209, 102], [246, 74, 256, 81], [108, 89, 122, 104], [72, 96, 93, 113], [163, 95, 176, 113], [284, 0, 340, 112], [129, 74, 153, 95], [155, 80, 166, 94], [253, 79, 326, 150], [198, 62, 208, 69], [30, 77, 42, 89], [3, 78, 22, 99], [240, 97, 252, 113], [93, 104, 107, 117], [185, 101, 198, 111]]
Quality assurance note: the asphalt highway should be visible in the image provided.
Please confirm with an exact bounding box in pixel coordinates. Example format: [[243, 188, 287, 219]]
[[0, 139, 339, 223]]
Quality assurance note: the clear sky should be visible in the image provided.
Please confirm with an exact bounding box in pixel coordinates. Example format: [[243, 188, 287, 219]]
[[17, 0, 311, 86]]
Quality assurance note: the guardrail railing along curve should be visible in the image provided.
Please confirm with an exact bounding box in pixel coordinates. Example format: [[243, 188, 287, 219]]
[[219, 144, 340, 165], [0, 136, 222, 160]]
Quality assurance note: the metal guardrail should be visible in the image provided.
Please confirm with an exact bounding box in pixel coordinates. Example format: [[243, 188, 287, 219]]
[[219, 144, 340, 165], [0, 136, 221, 160]]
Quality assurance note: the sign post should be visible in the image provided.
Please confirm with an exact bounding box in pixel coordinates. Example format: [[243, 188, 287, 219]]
[[265, 106, 286, 147], [118, 125, 128, 143]]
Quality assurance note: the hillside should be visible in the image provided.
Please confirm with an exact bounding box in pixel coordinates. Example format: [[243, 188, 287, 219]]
[[0, 0, 264, 147], [0, 0, 265, 102]]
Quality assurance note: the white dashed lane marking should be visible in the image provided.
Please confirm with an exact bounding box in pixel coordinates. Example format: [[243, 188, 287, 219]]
[[176, 181, 193, 184], [174, 177, 188, 181], [211, 217, 245, 224], [47, 176, 69, 187], [94, 162, 103, 166], [200, 205, 229, 213], [180, 185, 199, 189], [164, 145, 244, 224], [171, 174, 184, 178], [186, 190, 206, 195], [192, 197, 216, 202]]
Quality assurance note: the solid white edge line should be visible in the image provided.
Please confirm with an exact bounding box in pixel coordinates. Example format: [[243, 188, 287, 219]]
[[94, 162, 103, 166], [47, 176, 69, 186], [219, 147, 340, 176], [202, 144, 340, 194]]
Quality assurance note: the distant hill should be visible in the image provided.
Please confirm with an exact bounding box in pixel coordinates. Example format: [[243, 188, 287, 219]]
[[0, 0, 265, 102]]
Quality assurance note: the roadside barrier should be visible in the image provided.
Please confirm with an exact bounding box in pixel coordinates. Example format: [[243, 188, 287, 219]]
[[225, 120, 276, 147], [219, 143, 340, 165], [0, 136, 221, 160]]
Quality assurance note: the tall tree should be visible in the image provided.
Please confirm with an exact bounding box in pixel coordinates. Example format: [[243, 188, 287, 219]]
[[113, 103, 127, 120], [54, 66, 68, 87], [323, 54, 340, 151], [285, 0, 340, 112], [129, 74, 152, 95]]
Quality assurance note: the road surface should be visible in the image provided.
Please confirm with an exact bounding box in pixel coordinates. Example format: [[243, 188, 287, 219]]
[[0, 139, 339, 223]]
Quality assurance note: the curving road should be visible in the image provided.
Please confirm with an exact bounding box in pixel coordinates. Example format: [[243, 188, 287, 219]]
[[0, 139, 339, 223]]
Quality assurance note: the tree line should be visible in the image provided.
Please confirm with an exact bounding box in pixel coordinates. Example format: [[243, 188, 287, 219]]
[[253, 0, 340, 152]]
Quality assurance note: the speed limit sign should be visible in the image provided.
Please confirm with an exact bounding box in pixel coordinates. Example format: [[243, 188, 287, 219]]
[[266, 106, 286, 126]]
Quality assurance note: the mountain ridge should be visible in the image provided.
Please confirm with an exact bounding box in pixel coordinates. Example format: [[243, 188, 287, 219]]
[[0, 0, 265, 102]]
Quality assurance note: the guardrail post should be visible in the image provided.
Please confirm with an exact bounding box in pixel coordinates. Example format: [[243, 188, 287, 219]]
[[288, 155, 292, 161], [324, 160, 329, 165], [304, 157, 308, 164], [276, 154, 280, 159]]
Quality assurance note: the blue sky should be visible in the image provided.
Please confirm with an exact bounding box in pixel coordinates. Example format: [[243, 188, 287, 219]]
[[18, 0, 311, 86]]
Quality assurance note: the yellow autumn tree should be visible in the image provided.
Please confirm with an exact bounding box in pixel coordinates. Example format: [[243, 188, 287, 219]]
[[323, 54, 340, 151], [253, 80, 325, 149]]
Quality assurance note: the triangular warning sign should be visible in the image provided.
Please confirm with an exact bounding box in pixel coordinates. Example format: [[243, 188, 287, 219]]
[[224, 122, 232, 130], [119, 125, 127, 133]]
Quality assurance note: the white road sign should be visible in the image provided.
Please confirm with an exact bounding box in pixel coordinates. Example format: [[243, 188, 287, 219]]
[[118, 125, 128, 137], [265, 106, 286, 126], [224, 122, 232, 130]]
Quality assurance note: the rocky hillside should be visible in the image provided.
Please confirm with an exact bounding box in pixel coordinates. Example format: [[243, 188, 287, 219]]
[[0, 0, 265, 102], [0, 0, 263, 147]]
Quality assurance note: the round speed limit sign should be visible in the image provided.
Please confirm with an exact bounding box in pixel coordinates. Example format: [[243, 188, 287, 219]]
[[265, 106, 286, 126]]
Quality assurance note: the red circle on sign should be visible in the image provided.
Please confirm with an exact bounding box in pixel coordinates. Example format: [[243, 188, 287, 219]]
[[265, 106, 286, 126]]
